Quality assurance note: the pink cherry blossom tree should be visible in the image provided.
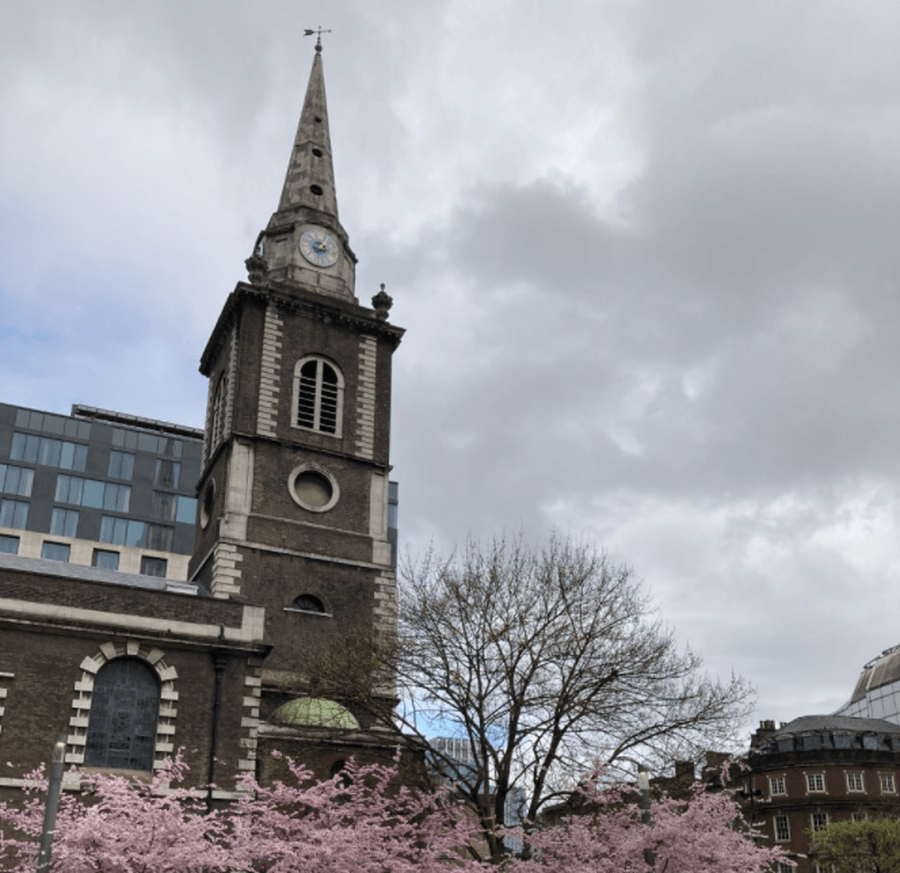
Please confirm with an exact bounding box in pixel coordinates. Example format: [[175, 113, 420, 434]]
[[509, 780, 787, 873], [0, 756, 233, 873], [223, 752, 484, 872], [0, 753, 484, 873], [0, 754, 786, 871]]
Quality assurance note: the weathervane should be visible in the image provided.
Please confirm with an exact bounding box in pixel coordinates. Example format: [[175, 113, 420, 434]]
[[303, 26, 332, 51]]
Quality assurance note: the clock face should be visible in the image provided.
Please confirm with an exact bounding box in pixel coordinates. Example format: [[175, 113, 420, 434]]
[[299, 227, 339, 268]]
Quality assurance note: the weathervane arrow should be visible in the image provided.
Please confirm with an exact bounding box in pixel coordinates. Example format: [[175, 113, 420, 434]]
[[304, 26, 332, 50]]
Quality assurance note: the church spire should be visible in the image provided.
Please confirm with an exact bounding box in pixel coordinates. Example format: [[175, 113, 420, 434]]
[[254, 35, 357, 302], [274, 38, 339, 220]]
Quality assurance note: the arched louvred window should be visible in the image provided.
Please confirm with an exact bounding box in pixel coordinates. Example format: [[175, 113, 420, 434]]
[[294, 357, 344, 436], [85, 658, 159, 771], [210, 371, 228, 449], [292, 594, 326, 613]]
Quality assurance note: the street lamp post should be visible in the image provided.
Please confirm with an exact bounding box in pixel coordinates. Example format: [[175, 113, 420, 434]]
[[36, 734, 67, 873], [637, 765, 656, 868]]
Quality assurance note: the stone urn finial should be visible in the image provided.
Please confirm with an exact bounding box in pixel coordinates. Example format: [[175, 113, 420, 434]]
[[372, 283, 393, 321], [245, 252, 268, 285]]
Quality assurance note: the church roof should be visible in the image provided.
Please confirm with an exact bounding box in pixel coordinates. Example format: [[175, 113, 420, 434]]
[[271, 697, 360, 730], [0, 552, 203, 595]]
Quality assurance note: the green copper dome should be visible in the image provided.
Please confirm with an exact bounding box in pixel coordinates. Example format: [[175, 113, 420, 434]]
[[271, 697, 359, 730]]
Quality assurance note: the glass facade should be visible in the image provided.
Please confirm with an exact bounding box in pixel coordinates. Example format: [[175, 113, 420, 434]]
[[0, 402, 203, 576], [836, 646, 900, 725]]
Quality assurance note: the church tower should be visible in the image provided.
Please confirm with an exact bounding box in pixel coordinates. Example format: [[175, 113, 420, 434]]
[[189, 38, 404, 771]]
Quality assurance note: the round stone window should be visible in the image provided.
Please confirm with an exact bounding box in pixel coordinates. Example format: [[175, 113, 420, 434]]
[[288, 464, 339, 513]]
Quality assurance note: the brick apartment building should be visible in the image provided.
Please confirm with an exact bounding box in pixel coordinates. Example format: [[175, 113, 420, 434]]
[[747, 715, 900, 873]]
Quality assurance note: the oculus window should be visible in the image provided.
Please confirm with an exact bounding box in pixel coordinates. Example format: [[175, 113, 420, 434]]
[[85, 658, 159, 771], [288, 464, 339, 513], [293, 357, 343, 436]]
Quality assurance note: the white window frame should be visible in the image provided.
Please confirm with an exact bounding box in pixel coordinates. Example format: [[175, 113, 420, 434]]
[[769, 775, 787, 796], [811, 812, 829, 832], [774, 814, 790, 842], [881, 773, 896, 794], [806, 773, 826, 793], [846, 772, 864, 792]]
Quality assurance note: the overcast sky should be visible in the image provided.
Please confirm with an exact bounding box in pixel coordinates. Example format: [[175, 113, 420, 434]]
[[2, 0, 900, 744]]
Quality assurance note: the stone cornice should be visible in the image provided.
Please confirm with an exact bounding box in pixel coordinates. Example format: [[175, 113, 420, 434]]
[[200, 281, 404, 376]]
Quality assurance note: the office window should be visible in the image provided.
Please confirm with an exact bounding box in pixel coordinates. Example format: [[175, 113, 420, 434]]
[[0, 500, 28, 530], [50, 508, 79, 537], [774, 814, 790, 841], [112, 428, 138, 450], [108, 451, 135, 480], [769, 775, 786, 795], [154, 459, 181, 489], [151, 492, 177, 521], [0, 464, 34, 497], [85, 659, 159, 771], [41, 542, 70, 562], [145, 525, 173, 552], [811, 812, 829, 831], [92, 549, 119, 570], [0, 535, 19, 555], [9, 433, 87, 471], [113, 429, 182, 457], [161, 437, 182, 457], [56, 476, 130, 513], [882, 774, 896, 793], [140, 556, 167, 577], [807, 773, 825, 792], [100, 517, 145, 547], [14, 409, 90, 440], [847, 773, 864, 792], [176, 496, 197, 525], [99, 517, 171, 551]]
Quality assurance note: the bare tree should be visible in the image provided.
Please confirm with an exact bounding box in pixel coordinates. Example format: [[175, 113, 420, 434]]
[[393, 533, 754, 862]]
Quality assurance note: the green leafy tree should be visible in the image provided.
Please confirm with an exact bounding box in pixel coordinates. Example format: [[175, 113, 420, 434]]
[[811, 817, 900, 873]]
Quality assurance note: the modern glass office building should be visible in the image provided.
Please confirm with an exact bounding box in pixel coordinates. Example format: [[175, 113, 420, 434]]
[[0, 403, 203, 579], [835, 644, 900, 724]]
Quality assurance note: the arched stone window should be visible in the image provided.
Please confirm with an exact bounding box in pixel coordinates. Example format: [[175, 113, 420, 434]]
[[210, 371, 228, 449], [85, 658, 160, 771], [293, 357, 344, 437], [292, 594, 326, 613]]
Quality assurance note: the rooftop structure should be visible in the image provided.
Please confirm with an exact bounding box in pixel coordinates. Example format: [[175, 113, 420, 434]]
[[834, 644, 900, 724]]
